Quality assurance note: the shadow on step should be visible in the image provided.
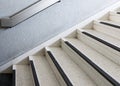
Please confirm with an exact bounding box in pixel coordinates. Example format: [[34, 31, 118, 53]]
[[0, 73, 13, 86]]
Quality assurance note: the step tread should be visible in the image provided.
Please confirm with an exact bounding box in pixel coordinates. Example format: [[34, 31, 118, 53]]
[[83, 29, 120, 48], [48, 47, 96, 86], [30, 55, 60, 86], [65, 38, 120, 83], [15, 65, 34, 86]]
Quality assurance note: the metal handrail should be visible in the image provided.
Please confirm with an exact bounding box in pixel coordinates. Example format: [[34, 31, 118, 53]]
[[10, 0, 41, 18], [0, 0, 60, 28]]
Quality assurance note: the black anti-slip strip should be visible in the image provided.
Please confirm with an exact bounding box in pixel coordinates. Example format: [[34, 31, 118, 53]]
[[82, 32, 120, 52], [12, 70, 15, 86], [65, 41, 120, 86], [116, 12, 120, 14], [30, 61, 40, 86], [100, 22, 120, 29], [47, 51, 73, 86]]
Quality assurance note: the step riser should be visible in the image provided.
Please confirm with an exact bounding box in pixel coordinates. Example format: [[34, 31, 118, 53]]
[[93, 23, 120, 40], [61, 40, 112, 86], [45, 51, 67, 86], [109, 13, 120, 22], [110, 15, 120, 22], [14, 65, 35, 86], [77, 32, 120, 65]]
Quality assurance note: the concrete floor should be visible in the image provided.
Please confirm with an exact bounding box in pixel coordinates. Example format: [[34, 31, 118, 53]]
[[0, 0, 119, 66]]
